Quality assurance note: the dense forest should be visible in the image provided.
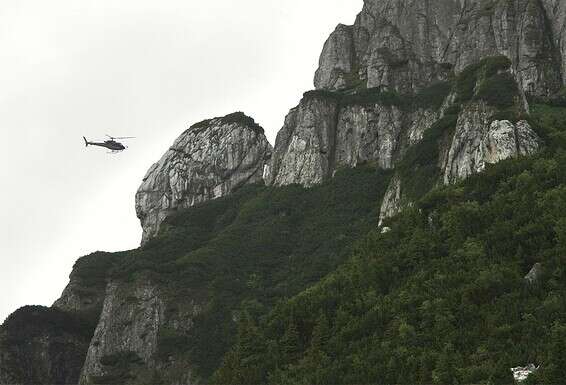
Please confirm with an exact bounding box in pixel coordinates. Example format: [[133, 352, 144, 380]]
[[211, 101, 566, 385]]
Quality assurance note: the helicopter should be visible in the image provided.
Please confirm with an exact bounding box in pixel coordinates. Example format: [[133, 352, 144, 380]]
[[83, 135, 135, 153]]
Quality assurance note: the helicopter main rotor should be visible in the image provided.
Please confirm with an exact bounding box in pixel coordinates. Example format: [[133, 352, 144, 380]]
[[106, 134, 136, 141]]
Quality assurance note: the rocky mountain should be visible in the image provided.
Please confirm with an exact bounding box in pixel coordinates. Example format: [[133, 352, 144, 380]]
[[136, 112, 272, 243], [2, 0, 566, 384], [315, 0, 565, 96], [266, 0, 561, 221]]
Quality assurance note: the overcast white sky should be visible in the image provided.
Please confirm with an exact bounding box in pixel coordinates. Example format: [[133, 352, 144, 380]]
[[0, 0, 362, 322]]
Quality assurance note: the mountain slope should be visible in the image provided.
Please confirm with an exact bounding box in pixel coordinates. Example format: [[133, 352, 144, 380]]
[[60, 166, 391, 384], [214, 103, 566, 384]]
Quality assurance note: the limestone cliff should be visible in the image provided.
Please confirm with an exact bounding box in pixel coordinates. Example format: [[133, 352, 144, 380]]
[[265, 90, 441, 187], [315, 0, 564, 96], [443, 102, 540, 183], [268, 0, 556, 221], [135, 112, 272, 243]]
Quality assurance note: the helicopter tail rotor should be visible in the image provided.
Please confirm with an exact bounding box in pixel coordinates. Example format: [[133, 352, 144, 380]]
[[83, 137, 89, 147]]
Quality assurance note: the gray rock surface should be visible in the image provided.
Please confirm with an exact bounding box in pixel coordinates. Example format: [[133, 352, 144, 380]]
[[511, 364, 539, 383], [315, 0, 563, 97], [540, 0, 566, 86], [265, 96, 339, 187], [525, 263, 543, 284], [78, 279, 202, 385], [79, 282, 164, 384], [379, 175, 403, 226], [267, 94, 439, 187], [443, 102, 540, 184], [136, 112, 272, 243], [314, 24, 356, 91]]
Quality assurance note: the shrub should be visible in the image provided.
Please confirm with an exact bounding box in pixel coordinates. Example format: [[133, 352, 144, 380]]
[[397, 113, 459, 200], [189, 112, 264, 134], [476, 72, 519, 108], [456, 55, 513, 104]]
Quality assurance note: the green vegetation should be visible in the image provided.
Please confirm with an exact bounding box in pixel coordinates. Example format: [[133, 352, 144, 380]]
[[475, 72, 519, 108], [189, 112, 264, 134], [106, 165, 392, 378], [413, 81, 453, 110], [220, 112, 264, 134], [213, 104, 566, 385], [71, 251, 119, 296], [456, 55, 512, 103], [0, 306, 93, 384], [303, 80, 451, 111], [397, 110, 459, 200], [1, 305, 95, 343], [530, 103, 566, 150], [453, 55, 520, 112]]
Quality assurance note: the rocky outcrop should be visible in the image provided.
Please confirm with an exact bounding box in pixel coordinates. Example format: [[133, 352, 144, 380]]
[[379, 175, 403, 226], [136, 112, 272, 243], [443, 102, 540, 184], [315, 0, 563, 97], [79, 282, 165, 384], [525, 263, 543, 284], [78, 278, 203, 385], [53, 252, 116, 319], [314, 24, 357, 91], [265, 95, 339, 187], [511, 364, 539, 383]]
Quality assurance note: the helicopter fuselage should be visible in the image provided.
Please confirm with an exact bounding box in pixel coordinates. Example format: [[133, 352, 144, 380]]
[[83, 136, 134, 152], [84, 138, 125, 151]]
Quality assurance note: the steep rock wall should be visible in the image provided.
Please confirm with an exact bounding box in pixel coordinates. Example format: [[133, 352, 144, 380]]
[[264, 96, 340, 186], [267, 93, 440, 187], [316, 0, 564, 97]]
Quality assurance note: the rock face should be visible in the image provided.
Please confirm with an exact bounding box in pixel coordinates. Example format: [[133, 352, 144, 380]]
[[525, 263, 543, 284], [265, 96, 339, 187], [315, 0, 564, 96], [79, 282, 164, 384], [268, 0, 557, 214], [78, 279, 202, 385], [541, 0, 566, 85], [443, 102, 540, 184], [265, 92, 440, 187], [511, 364, 539, 383], [379, 175, 403, 225], [136, 112, 272, 243]]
